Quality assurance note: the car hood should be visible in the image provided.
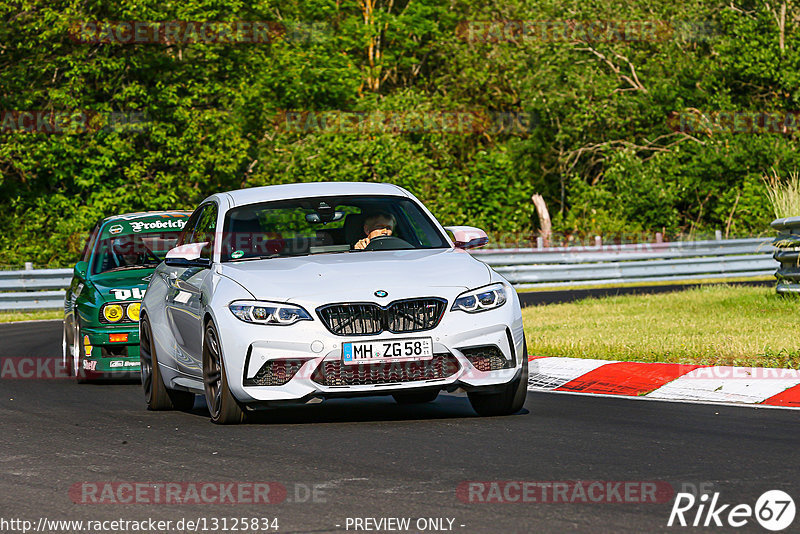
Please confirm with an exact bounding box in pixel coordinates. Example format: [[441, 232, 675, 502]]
[[89, 269, 155, 303], [218, 248, 491, 303]]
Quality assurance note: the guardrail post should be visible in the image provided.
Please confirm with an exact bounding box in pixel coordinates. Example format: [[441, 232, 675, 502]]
[[24, 262, 33, 271], [715, 230, 723, 241], [770, 217, 800, 294], [594, 236, 602, 248], [536, 236, 543, 250]]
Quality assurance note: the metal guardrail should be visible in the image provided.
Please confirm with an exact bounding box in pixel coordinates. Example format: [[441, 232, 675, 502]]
[[0, 268, 72, 291], [770, 217, 800, 294], [0, 291, 66, 310], [0, 268, 71, 310], [471, 237, 774, 289], [0, 237, 775, 310]]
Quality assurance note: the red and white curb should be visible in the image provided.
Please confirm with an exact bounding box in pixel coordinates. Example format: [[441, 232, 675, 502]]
[[526, 356, 800, 409]]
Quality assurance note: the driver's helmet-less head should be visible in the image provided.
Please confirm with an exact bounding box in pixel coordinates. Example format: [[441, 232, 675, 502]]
[[363, 212, 396, 236]]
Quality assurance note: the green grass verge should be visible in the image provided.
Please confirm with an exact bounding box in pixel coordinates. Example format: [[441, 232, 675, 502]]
[[0, 309, 61, 323], [522, 284, 800, 368]]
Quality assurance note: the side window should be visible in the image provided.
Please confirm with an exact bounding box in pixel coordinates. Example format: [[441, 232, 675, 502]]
[[81, 224, 101, 262], [177, 207, 205, 247], [396, 203, 446, 247], [191, 203, 218, 260]]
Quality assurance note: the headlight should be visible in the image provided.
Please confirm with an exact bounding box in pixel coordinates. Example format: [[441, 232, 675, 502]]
[[100, 302, 141, 323], [452, 283, 507, 313], [229, 300, 313, 326], [102, 304, 124, 323], [126, 302, 141, 321]]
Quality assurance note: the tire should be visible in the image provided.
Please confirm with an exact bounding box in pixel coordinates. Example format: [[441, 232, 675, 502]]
[[467, 343, 529, 417], [62, 321, 86, 381], [61, 322, 72, 376], [203, 321, 246, 425], [140, 317, 195, 411], [392, 390, 439, 404], [73, 324, 90, 384]]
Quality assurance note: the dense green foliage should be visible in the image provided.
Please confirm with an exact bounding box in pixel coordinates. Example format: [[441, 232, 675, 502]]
[[1, 0, 798, 266]]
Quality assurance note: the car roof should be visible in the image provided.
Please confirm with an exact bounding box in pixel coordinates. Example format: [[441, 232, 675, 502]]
[[218, 182, 411, 208], [100, 211, 192, 224]]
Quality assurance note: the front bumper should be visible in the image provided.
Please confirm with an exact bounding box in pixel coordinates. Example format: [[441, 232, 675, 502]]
[[80, 325, 141, 375], [212, 301, 525, 406]]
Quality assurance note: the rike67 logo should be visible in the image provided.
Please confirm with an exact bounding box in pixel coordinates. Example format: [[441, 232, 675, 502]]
[[668, 490, 795, 531]]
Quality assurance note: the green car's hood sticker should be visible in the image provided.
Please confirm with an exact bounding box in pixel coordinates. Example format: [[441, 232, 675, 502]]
[[91, 270, 154, 303]]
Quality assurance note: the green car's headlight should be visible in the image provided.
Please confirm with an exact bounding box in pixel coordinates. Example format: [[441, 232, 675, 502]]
[[452, 283, 508, 313], [229, 300, 312, 326], [126, 302, 141, 322], [101, 303, 124, 323], [100, 302, 140, 324]]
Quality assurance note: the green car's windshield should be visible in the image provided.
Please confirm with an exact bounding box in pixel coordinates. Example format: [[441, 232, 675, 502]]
[[91, 231, 183, 275], [220, 195, 449, 262]]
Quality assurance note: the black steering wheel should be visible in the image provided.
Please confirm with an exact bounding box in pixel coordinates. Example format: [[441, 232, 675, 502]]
[[364, 235, 412, 251]]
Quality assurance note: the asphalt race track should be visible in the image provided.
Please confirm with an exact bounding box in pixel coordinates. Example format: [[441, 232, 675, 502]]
[[1, 320, 799, 533]]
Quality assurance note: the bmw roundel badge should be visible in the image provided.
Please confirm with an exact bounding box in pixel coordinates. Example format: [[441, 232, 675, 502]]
[[374, 290, 388, 298]]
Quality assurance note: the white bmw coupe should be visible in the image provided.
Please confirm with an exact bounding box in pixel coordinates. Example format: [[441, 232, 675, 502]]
[[140, 182, 527, 423]]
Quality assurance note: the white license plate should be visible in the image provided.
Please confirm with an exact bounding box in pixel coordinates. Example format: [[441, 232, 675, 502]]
[[342, 337, 433, 365]]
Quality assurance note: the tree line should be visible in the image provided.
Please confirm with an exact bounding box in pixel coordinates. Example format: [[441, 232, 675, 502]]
[[0, 0, 796, 266]]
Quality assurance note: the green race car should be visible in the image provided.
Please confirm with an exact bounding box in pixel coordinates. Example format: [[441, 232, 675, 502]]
[[62, 211, 191, 381]]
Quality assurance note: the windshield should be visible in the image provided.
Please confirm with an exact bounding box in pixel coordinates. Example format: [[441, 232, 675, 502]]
[[91, 231, 183, 275], [221, 195, 449, 262]]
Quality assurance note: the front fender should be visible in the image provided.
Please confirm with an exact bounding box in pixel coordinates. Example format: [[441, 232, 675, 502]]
[[201, 271, 256, 388]]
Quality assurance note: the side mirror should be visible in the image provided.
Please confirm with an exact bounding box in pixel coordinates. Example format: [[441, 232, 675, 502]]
[[164, 242, 211, 268], [74, 261, 88, 279], [444, 226, 489, 250]]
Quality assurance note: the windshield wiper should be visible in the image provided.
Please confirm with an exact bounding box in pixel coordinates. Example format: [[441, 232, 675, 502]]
[[228, 254, 281, 262], [104, 263, 160, 273], [228, 250, 364, 261]]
